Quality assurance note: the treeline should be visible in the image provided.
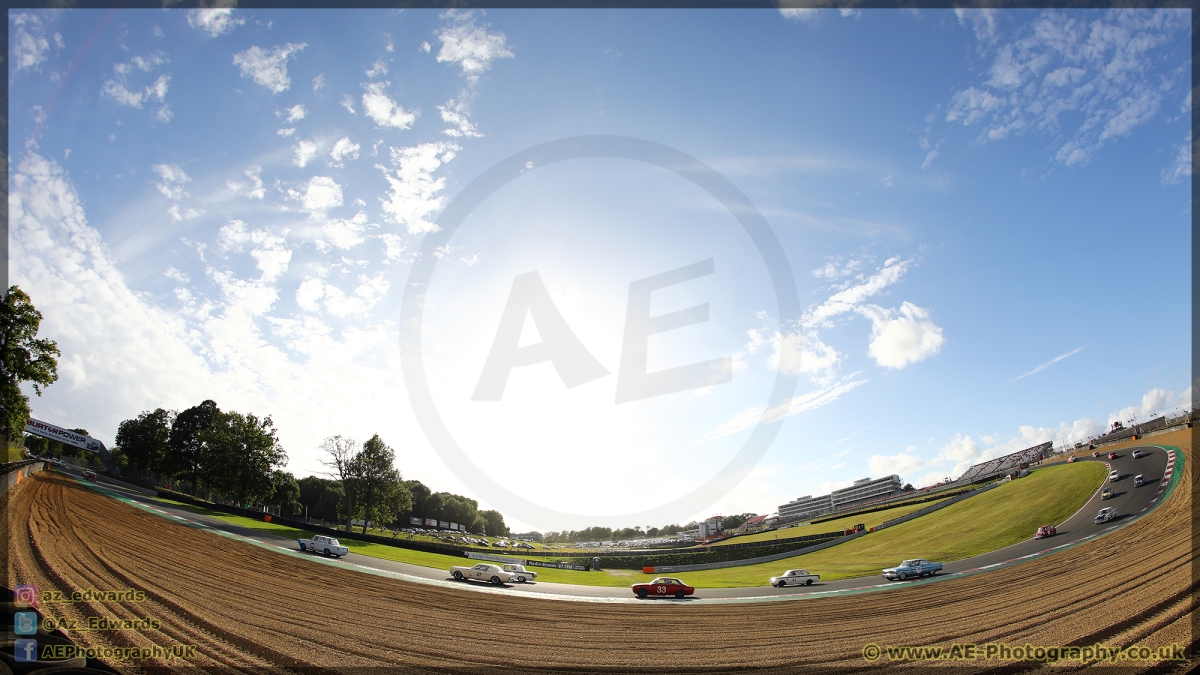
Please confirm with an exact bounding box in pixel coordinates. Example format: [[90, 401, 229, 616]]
[[298, 473, 509, 537], [540, 512, 759, 544], [96, 401, 508, 537], [109, 401, 292, 510]]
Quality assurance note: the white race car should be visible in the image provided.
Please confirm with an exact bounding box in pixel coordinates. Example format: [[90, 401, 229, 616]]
[[1095, 507, 1118, 523], [769, 569, 820, 587], [450, 563, 512, 585], [501, 564, 537, 582]]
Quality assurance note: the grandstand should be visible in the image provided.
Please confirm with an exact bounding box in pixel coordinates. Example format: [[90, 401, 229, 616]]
[[955, 441, 1053, 484]]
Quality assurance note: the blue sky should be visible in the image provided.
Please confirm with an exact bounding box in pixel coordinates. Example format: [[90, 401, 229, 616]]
[[9, 7, 1192, 532]]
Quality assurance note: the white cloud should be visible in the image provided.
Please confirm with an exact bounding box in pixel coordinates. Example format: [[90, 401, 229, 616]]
[[11, 13, 51, 72], [243, 166, 264, 200], [101, 60, 170, 111], [339, 94, 357, 115], [329, 137, 361, 165], [361, 82, 417, 129], [1109, 386, 1195, 427], [298, 176, 343, 218], [187, 8, 245, 37], [293, 140, 317, 168], [859, 301, 945, 369], [768, 330, 840, 384], [277, 128, 296, 137], [1012, 346, 1084, 381], [435, 10, 514, 81], [282, 104, 307, 123], [704, 377, 867, 441], [921, 150, 939, 169], [438, 94, 482, 138], [323, 211, 370, 249], [778, 8, 820, 22], [296, 274, 390, 318], [946, 9, 1188, 167], [805, 256, 912, 328], [233, 43, 307, 94], [154, 105, 173, 124], [867, 451, 925, 477], [377, 233, 407, 262], [366, 59, 389, 78], [296, 277, 325, 312], [811, 258, 863, 280], [420, 41, 431, 53], [377, 142, 457, 234], [152, 163, 191, 200], [312, 74, 326, 92], [953, 8, 999, 43], [1162, 131, 1192, 185]]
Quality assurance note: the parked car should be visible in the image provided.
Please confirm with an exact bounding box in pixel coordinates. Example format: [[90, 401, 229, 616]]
[[1095, 507, 1118, 523], [450, 563, 512, 585], [1034, 525, 1056, 539], [882, 559, 943, 581], [298, 535, 348, 557], [1101, 487, 1113, 500], [769, 569, 820, 587], [1067, 456, 1077, 463], [632, 577, 694, 599], [1132, 449, 1145, 459], [1108, 470, 1121, 482], [501, 564, 537, 583], [1108, 452, 1118, 460], [1133, 474, 1145, 487]]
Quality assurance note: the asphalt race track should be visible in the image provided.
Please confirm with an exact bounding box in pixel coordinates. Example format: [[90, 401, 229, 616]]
[[5, 432, 1196, 673]]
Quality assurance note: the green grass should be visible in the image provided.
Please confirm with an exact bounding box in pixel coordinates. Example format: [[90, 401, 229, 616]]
[[709, 497, 955, 547], [675, 462, 1107, 587], [7, 444, 28, 462]]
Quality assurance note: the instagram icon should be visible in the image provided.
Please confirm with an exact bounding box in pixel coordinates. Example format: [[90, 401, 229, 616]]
[[14, 584, 37, 608]]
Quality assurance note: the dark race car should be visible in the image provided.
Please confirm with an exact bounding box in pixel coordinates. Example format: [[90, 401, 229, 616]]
[[632, 577, 694, 599]]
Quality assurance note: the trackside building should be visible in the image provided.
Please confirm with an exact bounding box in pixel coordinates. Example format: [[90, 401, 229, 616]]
[[777, 475, 902, 524]]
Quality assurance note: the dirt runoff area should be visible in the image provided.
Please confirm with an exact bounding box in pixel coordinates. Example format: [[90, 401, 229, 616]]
[[4, 430, 1197, 674]]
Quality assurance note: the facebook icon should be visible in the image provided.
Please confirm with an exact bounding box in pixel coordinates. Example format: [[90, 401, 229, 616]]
[[14, 638, 37, 662]]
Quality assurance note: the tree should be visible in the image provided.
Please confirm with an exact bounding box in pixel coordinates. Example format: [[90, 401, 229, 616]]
[[1, 286, 60, 442], [202, 411, 287, 506], [480, 509, 508, 537], [114, 409, 174, 479], [354, 434, 413, 533], [320, 435, 360, 532], [298, 476, 344, 524], [267, 470, 302, 516], [165, 401, 222, 491]]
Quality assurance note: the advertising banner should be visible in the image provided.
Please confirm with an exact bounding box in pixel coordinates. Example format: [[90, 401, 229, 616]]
[[409, 517, 422, 525], [466, 552, 525, 564], [450, 522, 459, 530], [439, 521, 449, 529], [25, 418, 107, 454], [425, 518, 437, 527]]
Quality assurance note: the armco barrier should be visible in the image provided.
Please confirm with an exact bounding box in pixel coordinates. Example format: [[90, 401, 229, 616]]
[[1, 459, 47, 496], [651, 530, 872, 573]]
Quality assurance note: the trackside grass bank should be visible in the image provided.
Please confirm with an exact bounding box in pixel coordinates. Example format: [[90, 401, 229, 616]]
[[709, 496, 954, 547], [678, 462, 1107, 587]]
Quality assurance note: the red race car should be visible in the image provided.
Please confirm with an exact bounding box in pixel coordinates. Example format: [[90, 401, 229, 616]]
[[1035, 525, 1056, 539], [1108, 452, 1118, 460], [1092, 451, 1099, 458], [632, 577, 694, 599], [1067, 456, 1076, 463]]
